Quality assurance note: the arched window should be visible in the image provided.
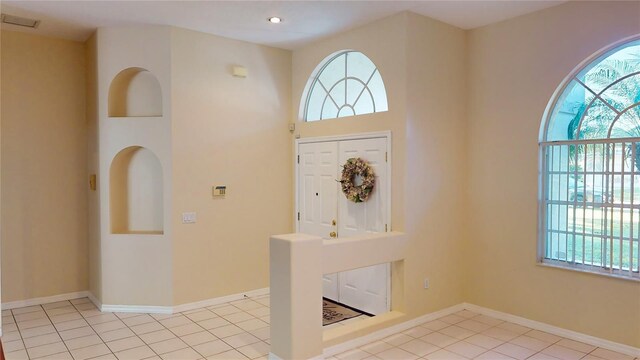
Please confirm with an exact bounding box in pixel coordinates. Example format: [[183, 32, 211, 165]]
[[539, 38, 640, 280], [302, 51, 388, 121]]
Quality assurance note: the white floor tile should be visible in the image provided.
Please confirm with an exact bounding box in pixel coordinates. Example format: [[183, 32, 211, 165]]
[[136, 329, 177, 345], [556, 338, 596, 353], [122, 314, 157, 327], [248, 327, 270, 341], [421, 320, 450, 332], [5, 349, 29, 360], [198, 317, 231, 330], [525, 330, 562, 344], [465, 333, 504, 350], [70, 343, 112, 360], [211, 305, 242, 317], [235, 319, 268, 332], [58, 326, 96, 341], [359, 341, 393, 355], [181, 331, 219, 346], [439, 325, 476, 340], [50, 312, 83, 324], [54, 319, 89, 332], [130, 321, 165, 335], [445, 340, 486, 358], [192, 339, 233, 357], [22, 332, 62, 348], [17, 318, 52, 330], [209, 324, 244, 338], [540, 344, 587, 360], [14, 311, 47, 323], [402, 326, 432, 338], [99, 327, 137, 342], [2, 293, 618, 360], [114, 345, 156, 360], [336, 349, 371, 360], [185, 310, 218, 322], [223, 312, 254, 323], [36, 351, 74, 360], [222, 332, 261, 348], [160, 347, 202, 360], [397, 339, 439, 357], [25, 342, 68, 359], [107, 336, 146, 353], [590, 347, 635, 360], [375, 348, 419, 360], [12, 306, 43, 315], [159, 316, 193, 328], [509, 335, 551, 352], [493, 342, 537, 360], [64, 334, 104, 350], [205, 349, 249, 359], [92, 320, 127, 334], [423, 349, 467, 360], [382, 333, 413, 347], [456, 319, 493, 333], [420, 332, 458, 348], [245, 307, 269, 318], [236, 341, 270, 359], [474, 350, 517, 359], [170, 323, 205, 337], [148, 337, 189, 354], [3, 340, 26, 353], [44, 306, 77, 317]]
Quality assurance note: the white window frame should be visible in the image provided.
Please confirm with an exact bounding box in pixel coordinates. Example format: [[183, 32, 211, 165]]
[[538, 34, 640, 281], [300, 50, 388, 122]]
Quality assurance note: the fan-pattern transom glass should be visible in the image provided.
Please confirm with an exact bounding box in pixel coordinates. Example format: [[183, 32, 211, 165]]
[[540, 39, 640, 280], [303, 51, 388, 122]]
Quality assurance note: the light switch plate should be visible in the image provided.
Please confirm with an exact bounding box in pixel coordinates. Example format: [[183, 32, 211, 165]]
[[182, 212, 196, 224]]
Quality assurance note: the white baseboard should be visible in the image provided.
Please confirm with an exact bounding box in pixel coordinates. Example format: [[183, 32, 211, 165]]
[[463, 303, 640, 358], [1, 291, 91, 310], [323, 303, 466, 357], [90, 288, 270, 314], [173, 287, 270, 313]]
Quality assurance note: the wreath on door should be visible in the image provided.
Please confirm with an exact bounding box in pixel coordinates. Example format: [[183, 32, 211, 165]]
[[339, 157, 375, 203]]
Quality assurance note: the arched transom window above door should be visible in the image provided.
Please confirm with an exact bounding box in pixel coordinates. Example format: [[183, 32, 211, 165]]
[[302, 51, 388, 122]]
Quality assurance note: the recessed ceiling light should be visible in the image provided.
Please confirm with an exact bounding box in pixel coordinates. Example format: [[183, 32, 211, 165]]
[[268, 17, 283, 24]]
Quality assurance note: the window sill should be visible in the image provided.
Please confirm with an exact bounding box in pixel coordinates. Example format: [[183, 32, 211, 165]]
[[536, 261, 640, 283]]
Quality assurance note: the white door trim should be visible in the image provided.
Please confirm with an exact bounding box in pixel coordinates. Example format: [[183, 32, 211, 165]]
[[294, 131, 392, 234]]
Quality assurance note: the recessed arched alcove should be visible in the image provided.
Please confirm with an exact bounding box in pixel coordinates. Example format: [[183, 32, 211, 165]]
[[108, 67, 163, 117], [110, 146, 164, 234]]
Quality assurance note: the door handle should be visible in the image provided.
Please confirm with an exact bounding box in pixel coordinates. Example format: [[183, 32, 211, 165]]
[[329, 231, 337, 238]]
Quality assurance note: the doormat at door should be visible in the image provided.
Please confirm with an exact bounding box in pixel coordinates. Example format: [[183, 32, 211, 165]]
[[323, 298, 369, 326]]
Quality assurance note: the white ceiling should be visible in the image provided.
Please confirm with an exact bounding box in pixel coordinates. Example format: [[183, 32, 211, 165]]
[[1, 1, 566, 50]]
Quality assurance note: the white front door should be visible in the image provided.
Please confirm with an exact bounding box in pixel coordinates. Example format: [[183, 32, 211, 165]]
[[337, 138, 389, 315], [297, 136, 390, 315], [298, 142, 340, 301]]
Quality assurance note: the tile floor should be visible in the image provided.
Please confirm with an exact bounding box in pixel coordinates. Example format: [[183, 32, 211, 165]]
[[0, 295, 636, 360]]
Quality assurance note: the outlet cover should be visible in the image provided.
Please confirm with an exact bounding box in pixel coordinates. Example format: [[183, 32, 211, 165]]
[[182, 212, 196, 224]]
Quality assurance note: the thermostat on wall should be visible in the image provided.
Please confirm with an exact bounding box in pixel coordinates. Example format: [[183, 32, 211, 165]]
[[212, 185, 227, 197]]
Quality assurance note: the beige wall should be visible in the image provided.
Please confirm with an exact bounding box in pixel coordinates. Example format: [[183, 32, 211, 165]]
[[292, 12, 467, 327], [466, 1, 640, 347], [1, 31, 88, 302], [170, 27, 293, 305], [404, 12, 467, 315]]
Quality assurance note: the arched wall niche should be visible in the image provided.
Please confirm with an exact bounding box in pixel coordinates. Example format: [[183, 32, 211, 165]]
[[110, 146, 164, 234], [108, 67, 163, 117]]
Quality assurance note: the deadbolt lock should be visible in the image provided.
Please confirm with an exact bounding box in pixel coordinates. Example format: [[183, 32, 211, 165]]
[[329, 231, 337, 238], [332, 219, 337, 226]]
